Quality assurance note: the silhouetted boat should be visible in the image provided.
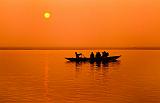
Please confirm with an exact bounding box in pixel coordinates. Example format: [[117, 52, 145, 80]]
[[65, 56, 121, 62]]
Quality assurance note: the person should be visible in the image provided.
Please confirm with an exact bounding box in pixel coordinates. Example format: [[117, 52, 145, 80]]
[[106, 51, 109, 57], [102, 51, 105, 58], [90, 52, 94, 59], [75, 52, 82, 59], [106, 52, 109, 57], [96, 52, 101, 59], [102, 51, 109, 58]]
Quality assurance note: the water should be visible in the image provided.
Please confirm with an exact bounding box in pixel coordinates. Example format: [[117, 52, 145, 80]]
[[0, 50, 160, 103]]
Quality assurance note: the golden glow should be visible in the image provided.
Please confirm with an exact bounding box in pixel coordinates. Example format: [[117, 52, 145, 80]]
[[1, 1, 160, 47], [43, 12, 51, 19]]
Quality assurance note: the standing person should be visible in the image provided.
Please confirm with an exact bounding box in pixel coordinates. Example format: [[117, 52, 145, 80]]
[[75, 52, 82, 59]]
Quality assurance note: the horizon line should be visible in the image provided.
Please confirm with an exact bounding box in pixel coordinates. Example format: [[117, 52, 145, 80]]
[[0, 47, 160, 50]]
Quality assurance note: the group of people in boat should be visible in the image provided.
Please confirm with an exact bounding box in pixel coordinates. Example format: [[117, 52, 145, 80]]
[[75, 51, 109, 59]]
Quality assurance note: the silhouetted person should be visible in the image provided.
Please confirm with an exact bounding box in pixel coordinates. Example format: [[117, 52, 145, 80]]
[[102, 51, 109, 63], [96, 52, 101, 59], [90, 52, 94, 63], [106, 52, 109, 57], [102, 51, 109, 58], [75, 52, 82, 59], [95, 52, 101, 66], [102, 51, 105, 58], [90, 52, 94, 59]]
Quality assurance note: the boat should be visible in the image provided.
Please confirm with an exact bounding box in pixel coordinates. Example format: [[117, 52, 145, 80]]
[[65, 55, 121, 62]]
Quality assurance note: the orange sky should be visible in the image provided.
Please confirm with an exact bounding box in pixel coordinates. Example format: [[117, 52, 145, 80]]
[[0, 0, 160, 48]]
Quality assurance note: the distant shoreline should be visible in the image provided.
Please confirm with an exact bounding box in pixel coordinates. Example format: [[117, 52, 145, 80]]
[[0, 47, 160, 50]]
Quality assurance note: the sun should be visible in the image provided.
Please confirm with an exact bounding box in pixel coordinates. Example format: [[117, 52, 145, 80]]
[[43, 12, 51, 19]]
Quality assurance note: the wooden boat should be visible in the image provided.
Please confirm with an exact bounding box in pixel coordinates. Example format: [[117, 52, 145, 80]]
[[65, 56, 121, 62]]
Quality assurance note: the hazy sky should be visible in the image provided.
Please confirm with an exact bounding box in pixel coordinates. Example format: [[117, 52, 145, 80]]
[[0, 0, 160, 48]]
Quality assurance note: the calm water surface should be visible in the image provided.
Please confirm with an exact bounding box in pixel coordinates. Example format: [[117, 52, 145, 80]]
[[0, 50, 160, 103]]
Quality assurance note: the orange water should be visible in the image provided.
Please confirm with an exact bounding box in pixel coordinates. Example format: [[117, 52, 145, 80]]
[[0, 50, 160, 103]]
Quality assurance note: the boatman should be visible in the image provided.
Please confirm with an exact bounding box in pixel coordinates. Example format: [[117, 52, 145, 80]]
[[75, 52, 82, 59]]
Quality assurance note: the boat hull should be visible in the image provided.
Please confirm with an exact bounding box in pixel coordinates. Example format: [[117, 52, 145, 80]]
[[65, 56, 121, 62]]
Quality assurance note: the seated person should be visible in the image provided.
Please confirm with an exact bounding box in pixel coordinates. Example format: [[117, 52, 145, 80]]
[[102, 51, 109, 58], [90, 52, 94, 59], [96, 52, 101, 59]]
